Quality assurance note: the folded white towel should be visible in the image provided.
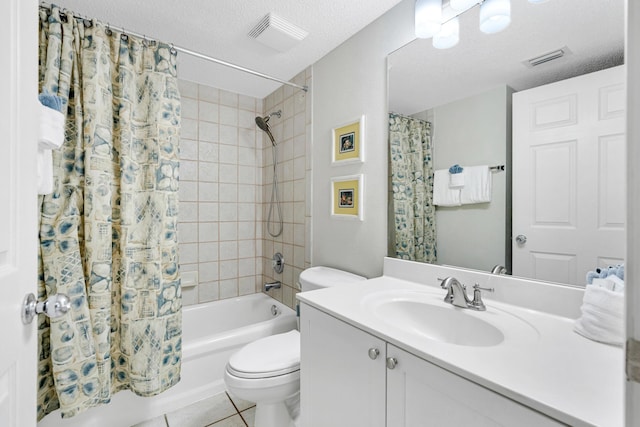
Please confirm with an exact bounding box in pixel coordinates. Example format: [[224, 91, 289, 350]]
[[460, 165, 492, 204], [38, 103, 65, 195], [37, 147, 53, 195], [433, 169, 461, 206], [39, 103, 65, 149], [449, 171, 465, 188], [574, 285, 624, 346]]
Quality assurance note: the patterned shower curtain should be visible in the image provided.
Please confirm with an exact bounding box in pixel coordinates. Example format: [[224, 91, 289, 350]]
[[389, 113, 437, 263], [37, 6, 182, 420]]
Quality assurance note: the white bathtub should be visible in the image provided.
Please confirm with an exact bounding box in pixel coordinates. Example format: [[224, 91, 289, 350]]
[[38, 293, 297, 427]]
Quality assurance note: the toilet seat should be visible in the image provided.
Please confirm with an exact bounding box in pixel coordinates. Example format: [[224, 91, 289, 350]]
[[227, 330, 300, 379]]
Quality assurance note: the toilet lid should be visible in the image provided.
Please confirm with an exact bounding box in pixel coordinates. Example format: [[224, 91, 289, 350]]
[[227, 330, 300, 379]]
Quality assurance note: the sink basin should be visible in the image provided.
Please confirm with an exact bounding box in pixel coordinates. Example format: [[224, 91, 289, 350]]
[[362, 290, 538, 347], [374, 300, 504, 346]]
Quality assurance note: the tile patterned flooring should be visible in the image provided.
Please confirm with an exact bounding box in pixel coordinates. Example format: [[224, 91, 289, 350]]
[[132, 392, 256, 427]]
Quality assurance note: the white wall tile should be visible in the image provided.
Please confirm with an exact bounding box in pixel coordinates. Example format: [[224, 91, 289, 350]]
[[198, 261, 218, 282], [179, 181, 198, 201], [198, 121, 218, 143], [180, 139, 198, 161], [198, 162, 218, 182], [219, 144, 238, 164], [198, 242, 219, 263], [198, 101, 219, 123], [199, 203, 218, 222], [178, 223, 198, 243], [220, 222, 238, 241], [181, 118, 198, 140], [181, 160, 198, 181], [220, 105, 239, 126], [219, 203, 237, 221], [199, 222, 218, 242], [199, 141, 219, 162], [182, 98, 198, 120], [180, 202, 198, 222], [219, 164, 238, 184], [198, 182, 219, 202], [219, 279, 239, 299], [178, 80, 198, 99], [198, 85, 219, 103], [220, 242, 238, 261], [220, 260, 238, 280]]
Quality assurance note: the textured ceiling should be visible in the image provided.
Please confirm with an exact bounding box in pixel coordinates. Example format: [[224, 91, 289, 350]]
[[51, 0, 405, 98], [389, 0, 625, 115]]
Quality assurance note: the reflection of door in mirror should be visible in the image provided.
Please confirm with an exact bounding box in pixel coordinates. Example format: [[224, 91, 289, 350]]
[[512, 66, 625, 286]]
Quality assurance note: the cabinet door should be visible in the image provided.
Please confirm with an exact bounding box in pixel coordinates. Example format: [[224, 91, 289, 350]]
[[300, 304, 386, 427], [386, 345, 564, 427]]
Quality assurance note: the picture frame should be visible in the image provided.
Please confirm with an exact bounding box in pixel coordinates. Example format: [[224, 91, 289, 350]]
[[332, 115, 365, 165], [330, 174, 363, 220]]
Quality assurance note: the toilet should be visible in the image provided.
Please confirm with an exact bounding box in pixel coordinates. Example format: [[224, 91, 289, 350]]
[[224, 266, 366, 427]]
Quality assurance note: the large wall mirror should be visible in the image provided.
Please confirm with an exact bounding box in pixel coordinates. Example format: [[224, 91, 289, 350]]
[[387, 0, 625, 286]]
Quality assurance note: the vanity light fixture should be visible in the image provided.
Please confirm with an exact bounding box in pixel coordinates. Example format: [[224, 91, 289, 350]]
[[433, 17, 460, 49], [479, 0, 511, 34], [415, 0, 443, 38], [416, 0, 544, 49]]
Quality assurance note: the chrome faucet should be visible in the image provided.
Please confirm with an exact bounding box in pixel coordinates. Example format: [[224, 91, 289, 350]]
[[264, 281, 281, 292], [440, 277, 494, 311]]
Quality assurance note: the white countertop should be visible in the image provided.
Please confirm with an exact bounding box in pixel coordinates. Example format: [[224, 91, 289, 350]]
[[297, 275, 624, 427]]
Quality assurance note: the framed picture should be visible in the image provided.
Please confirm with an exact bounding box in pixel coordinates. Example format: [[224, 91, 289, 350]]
[[332, 116, 365, 164], [331, 174, 363, 220]]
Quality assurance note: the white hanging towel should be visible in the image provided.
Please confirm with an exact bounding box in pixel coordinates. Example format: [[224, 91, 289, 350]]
[[460, 165, 492, 204], [38, 102, 65, 194], [433, 169, 461, 206]]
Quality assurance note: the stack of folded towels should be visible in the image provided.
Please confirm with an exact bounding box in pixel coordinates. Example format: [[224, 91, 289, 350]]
[[574, 264, 624, 346]]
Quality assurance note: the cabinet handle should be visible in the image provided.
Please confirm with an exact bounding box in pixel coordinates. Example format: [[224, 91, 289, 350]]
[[386, 357, 398, 369], [368, 348, 380, 360]]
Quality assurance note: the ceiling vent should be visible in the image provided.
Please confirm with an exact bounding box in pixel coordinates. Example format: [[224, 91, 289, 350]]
[[248, 13, 308, 52], [524, 46, 572, 68]]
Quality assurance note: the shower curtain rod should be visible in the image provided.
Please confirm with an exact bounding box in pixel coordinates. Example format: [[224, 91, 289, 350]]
[[39, 3, 309, 93]]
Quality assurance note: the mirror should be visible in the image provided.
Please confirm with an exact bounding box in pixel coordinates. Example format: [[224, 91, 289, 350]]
[[388, 0, 624, 285]]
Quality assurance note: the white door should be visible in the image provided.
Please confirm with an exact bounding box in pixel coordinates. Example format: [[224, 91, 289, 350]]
[[512, 66, 626, 285], [0, 0, 39, 425]]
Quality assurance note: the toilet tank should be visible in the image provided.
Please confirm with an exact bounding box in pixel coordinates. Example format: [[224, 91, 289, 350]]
[[298, 266, 366, 292]]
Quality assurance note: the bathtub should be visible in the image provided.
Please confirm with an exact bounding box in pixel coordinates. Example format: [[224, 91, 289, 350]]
[[38, 293, 297, 427]]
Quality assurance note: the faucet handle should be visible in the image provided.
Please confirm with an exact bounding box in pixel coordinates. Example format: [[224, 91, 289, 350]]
[[470, 283, 494, 311], [473, 284, 494, 293]]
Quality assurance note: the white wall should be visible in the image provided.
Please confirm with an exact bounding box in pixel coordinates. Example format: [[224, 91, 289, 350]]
[[429, 86, 513, 272], [311, 0, 415, 278]]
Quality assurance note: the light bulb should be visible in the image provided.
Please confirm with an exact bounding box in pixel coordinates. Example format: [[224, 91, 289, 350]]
[[415, 0, 443, 39], [479, 0, 511, 34], [450, 0, 478, 12], [433, 18, 460, 49]]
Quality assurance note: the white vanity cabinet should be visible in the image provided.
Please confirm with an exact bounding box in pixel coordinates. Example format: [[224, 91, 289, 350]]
[[299, 302, 386, 427], [300, 303, 564, 427]]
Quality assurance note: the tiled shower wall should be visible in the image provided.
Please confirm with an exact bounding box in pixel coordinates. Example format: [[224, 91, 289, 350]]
[[260, 68, 312, 309], [177, 80, 264, 306], [176, 67, 311, 310]]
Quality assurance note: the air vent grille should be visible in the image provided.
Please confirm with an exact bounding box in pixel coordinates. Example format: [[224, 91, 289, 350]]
[[248, 13, 308, 52], [524, 47, 572, 68]]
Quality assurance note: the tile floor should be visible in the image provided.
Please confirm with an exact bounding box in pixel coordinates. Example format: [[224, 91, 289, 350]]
[[132, 391, 256, 427]]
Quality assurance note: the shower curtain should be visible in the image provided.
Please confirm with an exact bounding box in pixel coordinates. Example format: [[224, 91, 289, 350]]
[[389, 113, 437, 263], [37, 6, 182, 420]]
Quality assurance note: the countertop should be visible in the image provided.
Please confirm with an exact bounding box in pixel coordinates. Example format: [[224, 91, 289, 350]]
[[297, 275, 624, 427]]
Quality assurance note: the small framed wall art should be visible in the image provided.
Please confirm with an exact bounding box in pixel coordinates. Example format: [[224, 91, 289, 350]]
[[330, 174, 363, 220], [332, 115, 365, 165]]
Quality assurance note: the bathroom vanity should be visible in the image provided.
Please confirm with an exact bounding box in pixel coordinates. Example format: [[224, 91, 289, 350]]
[[297, 258, 623, 427]]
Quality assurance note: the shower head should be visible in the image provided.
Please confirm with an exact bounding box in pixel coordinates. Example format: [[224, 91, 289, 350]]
[[255, 110, 281, 146]]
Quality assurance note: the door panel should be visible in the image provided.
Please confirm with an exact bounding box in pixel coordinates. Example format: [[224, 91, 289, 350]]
[[512, 66, 626, 285], [0, 0, 39, 426]]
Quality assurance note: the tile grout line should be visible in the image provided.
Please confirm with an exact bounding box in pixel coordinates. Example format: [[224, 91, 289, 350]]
[[226, 392, 249, 427]]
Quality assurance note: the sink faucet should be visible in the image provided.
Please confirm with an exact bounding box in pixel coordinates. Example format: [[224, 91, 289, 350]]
[[440, 277, 494, 311]]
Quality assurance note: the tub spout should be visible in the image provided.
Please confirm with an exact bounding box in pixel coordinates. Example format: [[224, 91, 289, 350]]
[[264, 281, 281, 292]]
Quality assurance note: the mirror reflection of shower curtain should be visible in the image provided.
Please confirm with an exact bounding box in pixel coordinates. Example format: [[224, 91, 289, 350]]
[[37, 5, 182, 420], [389, 113, 437, 263]]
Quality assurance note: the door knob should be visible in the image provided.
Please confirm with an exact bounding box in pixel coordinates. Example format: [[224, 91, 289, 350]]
[[368, 348, 380, 360], [515, 234, 527, 245], [22, 293, 71, 324]]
